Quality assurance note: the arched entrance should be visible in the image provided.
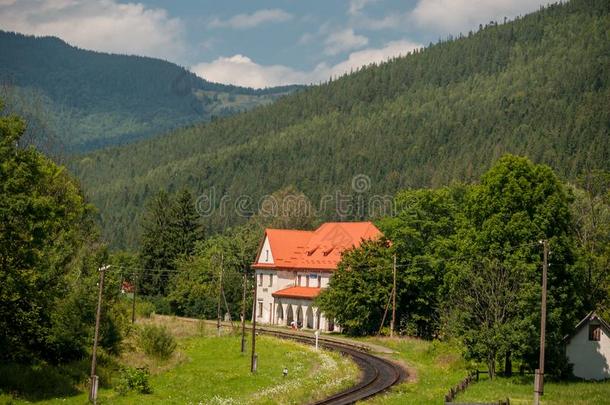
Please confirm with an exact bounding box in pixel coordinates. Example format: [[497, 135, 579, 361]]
[[315, 310, 321, 330], [286, 304, 294, 326], [296, 305, 303, 328], [306, 306, 314, 329], [276, 302, 284, 325]]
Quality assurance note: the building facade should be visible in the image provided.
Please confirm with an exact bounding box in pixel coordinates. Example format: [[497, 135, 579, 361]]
[[252, 221, 382, 331], [565, 312, 610, 380]]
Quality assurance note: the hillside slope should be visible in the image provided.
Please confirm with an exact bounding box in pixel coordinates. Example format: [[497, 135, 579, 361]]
[[0, 31, 299, 151], [72, 0, 609, 249]]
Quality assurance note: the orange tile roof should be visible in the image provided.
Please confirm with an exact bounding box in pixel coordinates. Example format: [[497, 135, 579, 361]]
[[253, 221, 382, 271], [272, 286, 322, 299]]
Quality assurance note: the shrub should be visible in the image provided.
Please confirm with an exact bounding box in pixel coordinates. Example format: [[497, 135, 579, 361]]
[[115, 367, 151, 395], [137, 325, 177, 360], [136, 301, 156, 318], [148, 295, 172, 315]]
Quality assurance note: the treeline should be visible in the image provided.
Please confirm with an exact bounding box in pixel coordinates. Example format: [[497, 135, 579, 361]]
[[0, 30, 300, 151], [317, 156, 610, 378], [71, 0, 610, 249]]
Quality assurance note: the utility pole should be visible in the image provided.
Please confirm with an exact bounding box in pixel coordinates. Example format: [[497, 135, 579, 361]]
[[241, 268, 248, 353], [217, 254, 224, 336], [90, 265, 109, 404], [131, 272, 138, 324], [390, 253, 397, 337], [251, 272, 258, 372], [534, 240, 549, 405]]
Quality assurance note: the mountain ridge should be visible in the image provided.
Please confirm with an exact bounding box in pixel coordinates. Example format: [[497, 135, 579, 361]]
[[0, 30, 302, 151], [70, 0, 609, 248]]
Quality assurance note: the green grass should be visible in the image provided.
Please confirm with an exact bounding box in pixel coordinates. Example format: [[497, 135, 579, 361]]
[[458, 374, 610, 404], [360, 337, 471, 404], [1, 324, 357, 405], [354, 336, 610, 405]]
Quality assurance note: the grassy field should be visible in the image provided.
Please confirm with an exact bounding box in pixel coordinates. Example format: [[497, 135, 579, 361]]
[[458, 374, 610, 405], [0, 317, 358, 405], [357, 336, 610, 405], [360, 337, 470, 404]]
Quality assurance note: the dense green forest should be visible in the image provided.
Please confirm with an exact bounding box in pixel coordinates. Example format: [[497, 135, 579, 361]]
[[71, 0, 609, 249], [0, 31, 300, 152]]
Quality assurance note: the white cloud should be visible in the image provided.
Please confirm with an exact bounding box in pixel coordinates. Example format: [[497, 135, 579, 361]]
[[0, 0, 186, 61], [191, 55, 312, 89], [327, 40, 420, 76], [411, 0, 550, 34], [348, 0, 379, 16], [191, 40, 421, 88], [209, 9, 292, 30], [324, 29, 368, 55]]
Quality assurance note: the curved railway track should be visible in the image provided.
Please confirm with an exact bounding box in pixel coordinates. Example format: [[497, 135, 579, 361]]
[[259, 328, 405, 404]]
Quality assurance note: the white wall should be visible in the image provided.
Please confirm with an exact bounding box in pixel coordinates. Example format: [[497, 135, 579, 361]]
[[253, 269, 339, 331], [566, 323, 610, 380]]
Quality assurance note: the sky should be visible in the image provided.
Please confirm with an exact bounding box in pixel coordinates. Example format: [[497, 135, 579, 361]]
[[0, 0, 552, 88]]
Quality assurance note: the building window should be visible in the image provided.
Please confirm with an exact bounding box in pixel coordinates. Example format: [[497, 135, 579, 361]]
[[306, 275, 310, 287], [258, 302, 263, 317], [589, 324, 601, 341], [258, 273, 263, 286], [317, 275, 321, 288], [298, 275, 302, 286], [269, 274, 273, 287], [265, 249, 269, 261]]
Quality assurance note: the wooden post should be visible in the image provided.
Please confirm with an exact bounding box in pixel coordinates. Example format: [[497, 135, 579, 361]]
[[534, 240, 548, 405], [241, 269, 247, 353], [217, 254, 224, 336], [251, 271, 258, 372], [90, 265, 108, 404], [390, 253, 397, 337], [131, 272, 137, 324]]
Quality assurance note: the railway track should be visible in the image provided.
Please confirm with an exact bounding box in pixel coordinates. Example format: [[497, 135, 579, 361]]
[[153, 316, 405, 404], [259, 328, 405, 405]]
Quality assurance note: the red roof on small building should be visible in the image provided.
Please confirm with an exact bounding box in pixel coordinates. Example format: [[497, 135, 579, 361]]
[[253, 221, 382, 271], [272, 286, 322, 299]]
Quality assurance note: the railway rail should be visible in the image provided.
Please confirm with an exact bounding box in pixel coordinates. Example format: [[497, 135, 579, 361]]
[[259, 328, 405, 405], [153, 316, 405, 404]]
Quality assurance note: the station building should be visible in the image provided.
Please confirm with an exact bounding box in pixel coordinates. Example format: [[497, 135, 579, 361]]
[[252, 221, 382, 331]]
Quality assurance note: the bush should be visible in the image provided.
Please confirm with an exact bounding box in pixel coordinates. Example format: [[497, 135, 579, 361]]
[[136, 301, 156, 318], [148, 295, 172, 315], [137, 325, 177, 360], [115, 367, 151, 395]]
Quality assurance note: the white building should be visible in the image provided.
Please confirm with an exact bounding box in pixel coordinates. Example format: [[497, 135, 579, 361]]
[[252, 221, 382, 331], [565, 311, 610, 380]]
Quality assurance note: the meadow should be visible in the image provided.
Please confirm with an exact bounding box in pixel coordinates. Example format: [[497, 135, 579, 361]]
[[0, 317, 358, 405]]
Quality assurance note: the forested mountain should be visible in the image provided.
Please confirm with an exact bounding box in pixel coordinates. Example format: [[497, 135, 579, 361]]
[[71, 0, 609, 249], [0, 31, 300, 151]]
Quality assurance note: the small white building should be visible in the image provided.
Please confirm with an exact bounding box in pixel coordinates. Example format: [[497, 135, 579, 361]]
[[252, 221, 382, 332], [565, 311, 610, 380]]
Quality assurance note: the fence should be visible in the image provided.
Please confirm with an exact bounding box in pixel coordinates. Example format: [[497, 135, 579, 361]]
[[444, 370, 509, 405]]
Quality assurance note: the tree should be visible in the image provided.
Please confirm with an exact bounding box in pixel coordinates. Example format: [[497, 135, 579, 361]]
[[139, 191, 176, 295], [168, 223, 259, 319], [316, 239, 392, 335], [139, 189, 203, 295], [379, 186, 463, 338], [570, 171, 610, 317], [0, 101, 116, 363], [445, 155, 581, 377], [171, 189, 204, 256]]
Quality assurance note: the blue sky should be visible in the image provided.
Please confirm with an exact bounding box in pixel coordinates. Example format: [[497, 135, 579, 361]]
[[0, 0, 551, 88]]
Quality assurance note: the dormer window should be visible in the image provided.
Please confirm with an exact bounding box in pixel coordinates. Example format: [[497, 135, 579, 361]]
[[323, 247, 334, 256]]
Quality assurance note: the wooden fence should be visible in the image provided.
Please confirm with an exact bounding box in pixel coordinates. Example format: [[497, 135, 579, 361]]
[[444, 370, 509, 405]]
